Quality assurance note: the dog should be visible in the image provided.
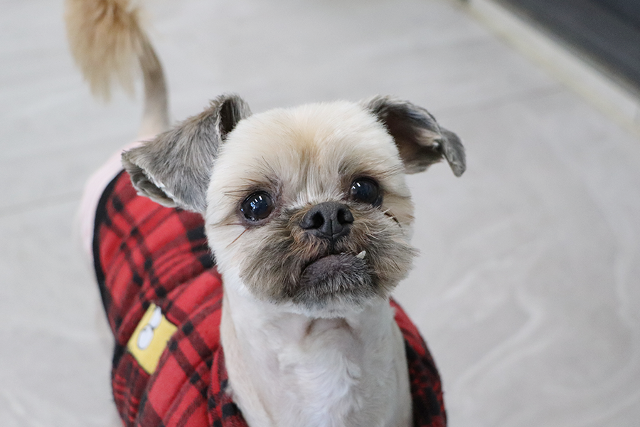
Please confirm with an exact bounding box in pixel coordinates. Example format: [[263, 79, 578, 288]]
[[68, 1, 465, 426]]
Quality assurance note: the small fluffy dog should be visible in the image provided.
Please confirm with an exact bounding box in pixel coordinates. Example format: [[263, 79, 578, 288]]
[[69, 1, 465, 426]]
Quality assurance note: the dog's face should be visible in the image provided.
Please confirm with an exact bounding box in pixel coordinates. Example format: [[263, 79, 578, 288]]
[[123, 95, 464, 317], [206, 102, 418, 316]]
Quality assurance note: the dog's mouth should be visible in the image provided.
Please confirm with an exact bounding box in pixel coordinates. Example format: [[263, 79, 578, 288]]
[[292, 250, 376, 308], [301, 250, 366, 274], [301, 250, 367, 281]]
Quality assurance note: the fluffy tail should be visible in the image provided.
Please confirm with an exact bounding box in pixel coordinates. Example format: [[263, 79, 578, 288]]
[[65, 0, 169, 137]]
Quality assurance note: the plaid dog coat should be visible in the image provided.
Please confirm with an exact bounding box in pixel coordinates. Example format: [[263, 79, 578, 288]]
[[93, 170, 447, 427]]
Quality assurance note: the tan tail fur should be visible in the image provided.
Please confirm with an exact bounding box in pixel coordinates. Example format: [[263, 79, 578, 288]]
[[66, 0, 169, 137]]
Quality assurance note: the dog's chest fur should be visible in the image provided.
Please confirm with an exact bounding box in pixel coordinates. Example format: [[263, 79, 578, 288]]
[[221, 285, 412, 427]]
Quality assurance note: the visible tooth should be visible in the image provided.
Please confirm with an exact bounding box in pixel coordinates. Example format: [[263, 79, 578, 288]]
[[356, 250, 366, 259]]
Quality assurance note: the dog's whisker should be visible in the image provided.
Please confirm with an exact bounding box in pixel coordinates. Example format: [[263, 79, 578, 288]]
[[383, 210, 402, 227], [224, 189, 251, 196], [227, 229, 248, 248], [362, 222, 373, 236], [208, 218, 244, 228]]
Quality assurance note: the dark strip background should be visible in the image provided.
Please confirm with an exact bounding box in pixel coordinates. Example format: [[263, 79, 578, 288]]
[[496, 0, 640, 94]]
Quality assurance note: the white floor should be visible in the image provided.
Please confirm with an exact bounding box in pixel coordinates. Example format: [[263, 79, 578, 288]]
[[1, 0, 639, 426]]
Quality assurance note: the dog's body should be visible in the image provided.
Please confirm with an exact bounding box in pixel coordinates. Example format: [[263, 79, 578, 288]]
[[69, 1, 464, 426]]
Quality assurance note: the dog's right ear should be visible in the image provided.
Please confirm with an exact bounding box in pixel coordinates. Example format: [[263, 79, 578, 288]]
[[122, 94, 251, 214]]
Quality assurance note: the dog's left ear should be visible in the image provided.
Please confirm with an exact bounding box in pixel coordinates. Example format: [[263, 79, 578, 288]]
[[362, 96, 465, 176], [122, 94, 251, 214]]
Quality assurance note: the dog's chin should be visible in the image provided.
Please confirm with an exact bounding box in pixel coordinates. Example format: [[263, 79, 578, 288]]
[[299, 253, 369, 290], [285, 253, 380, 316]]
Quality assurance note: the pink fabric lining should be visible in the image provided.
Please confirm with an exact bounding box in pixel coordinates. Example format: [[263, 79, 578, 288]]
[[77, 140, 148, 258]]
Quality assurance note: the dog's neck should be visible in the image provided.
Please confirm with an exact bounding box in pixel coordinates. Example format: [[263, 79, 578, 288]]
[[220, 276, 412, 427]]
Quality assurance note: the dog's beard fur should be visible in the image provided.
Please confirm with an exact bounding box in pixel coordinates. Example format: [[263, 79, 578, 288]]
[[237, 204, 417, 313]]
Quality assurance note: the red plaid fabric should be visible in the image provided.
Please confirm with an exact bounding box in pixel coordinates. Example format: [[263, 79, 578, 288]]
[[93, 170, 446, 427]]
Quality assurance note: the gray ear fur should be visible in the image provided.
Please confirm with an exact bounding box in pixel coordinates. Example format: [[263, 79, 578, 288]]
[[122, 94, 251, 213], [362, 96, 465, 176]]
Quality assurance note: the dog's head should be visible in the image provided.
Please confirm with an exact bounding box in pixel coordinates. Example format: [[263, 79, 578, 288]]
[[123, 94, 464, 317]]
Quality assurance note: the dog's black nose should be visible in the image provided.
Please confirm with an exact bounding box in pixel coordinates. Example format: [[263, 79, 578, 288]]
[[300, 202, 354, 240]]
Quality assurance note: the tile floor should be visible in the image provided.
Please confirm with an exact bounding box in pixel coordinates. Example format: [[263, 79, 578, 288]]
[[1, 0, 639, 425]]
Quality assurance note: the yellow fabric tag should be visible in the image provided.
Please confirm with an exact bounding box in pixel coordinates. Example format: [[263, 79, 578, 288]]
[[127, 303, 178, 374]]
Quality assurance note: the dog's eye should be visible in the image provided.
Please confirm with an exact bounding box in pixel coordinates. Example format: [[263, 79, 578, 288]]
[[240, 192, 274, 222], [350, 178, 382, 207]]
